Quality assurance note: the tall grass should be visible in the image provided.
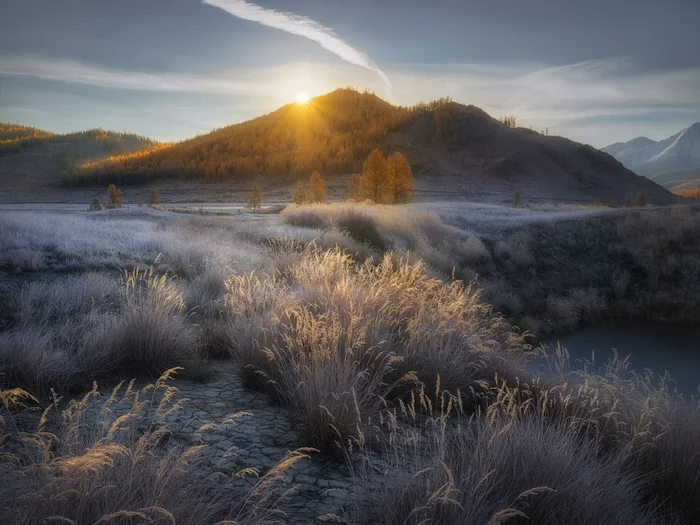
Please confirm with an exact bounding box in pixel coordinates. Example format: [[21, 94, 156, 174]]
[[2, 205, 700, 523], [0, 268, 206, 397], [0, 371, 306, 524], [225, 246, 526, 451], [356, 416, 663, 525]]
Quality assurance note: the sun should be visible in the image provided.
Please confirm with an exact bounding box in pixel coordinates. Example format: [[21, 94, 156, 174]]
[[296, 91, 311, 104]]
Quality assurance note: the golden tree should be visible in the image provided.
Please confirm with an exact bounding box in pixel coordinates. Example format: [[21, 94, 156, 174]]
[[309, 171, 326, 203], [107, 184, 121, 208], [386, 152, 414, 203], [293, 183, 308, 205], [359, 149, 388, 203], [247, 184, 262, 212]]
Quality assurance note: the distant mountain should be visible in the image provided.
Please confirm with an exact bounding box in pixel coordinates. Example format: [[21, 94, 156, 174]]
[[65, 89, 679, 204], [603, 123, 700, 187], [0, 124, 158, 197]]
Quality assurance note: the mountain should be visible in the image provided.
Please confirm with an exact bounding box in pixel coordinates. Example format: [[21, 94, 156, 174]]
[[0, 124, 158, 198], [603, 123, 700, 187], [62, 89, 677, 204]]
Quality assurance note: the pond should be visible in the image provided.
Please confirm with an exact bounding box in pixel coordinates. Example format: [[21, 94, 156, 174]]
[[541, 323, 700, 395]]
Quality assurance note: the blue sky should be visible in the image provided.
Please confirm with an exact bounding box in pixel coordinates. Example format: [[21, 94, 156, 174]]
[[1, 0, 699, 147]]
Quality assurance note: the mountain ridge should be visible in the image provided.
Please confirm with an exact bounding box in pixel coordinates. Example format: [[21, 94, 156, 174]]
[[1, 89, 683, 204], [603, 123, 700, 187]]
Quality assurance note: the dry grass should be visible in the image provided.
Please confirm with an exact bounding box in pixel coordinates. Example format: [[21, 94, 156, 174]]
[[356, 417, 663, 525], [2, 205, 700, 523], [0, 267, 206, 397], [0, 371, 305, 525], [225, 245, 526, 451]]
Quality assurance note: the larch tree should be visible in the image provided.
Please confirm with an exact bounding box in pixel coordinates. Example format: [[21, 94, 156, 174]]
[[309, 171, 326, 203], [293, 183, 308, 205], [247, 184, 262, 212], [107, 184, 121, 208], [359, 149, 387, 203], [386, 152, 414, 204]]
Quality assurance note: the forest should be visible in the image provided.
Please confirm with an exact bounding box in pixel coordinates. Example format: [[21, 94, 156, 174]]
[[0, 123, 157, 158], [67, 90, 457, 186]]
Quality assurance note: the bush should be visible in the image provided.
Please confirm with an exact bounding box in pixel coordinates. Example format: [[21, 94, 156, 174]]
[[334, 209, 387, 251], [281, 208, 327, 229], [88, 198, 102, 211]]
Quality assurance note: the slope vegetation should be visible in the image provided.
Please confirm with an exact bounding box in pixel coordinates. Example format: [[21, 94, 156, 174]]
[[0, 124, 158, 197], [69, 89, 678, 204]]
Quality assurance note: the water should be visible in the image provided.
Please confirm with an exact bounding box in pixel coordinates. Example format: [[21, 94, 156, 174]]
[[542, 323, 700, 394]]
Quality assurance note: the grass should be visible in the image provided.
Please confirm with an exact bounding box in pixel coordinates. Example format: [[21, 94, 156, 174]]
[[356, 417, 663, 525], [0, 371, 306, 524], [224, 246, 526, 451], [0, 267, 206, 397], [1, 203, 699, 523]]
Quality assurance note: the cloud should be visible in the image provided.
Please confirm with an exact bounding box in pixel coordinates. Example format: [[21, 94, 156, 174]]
[[3, 53, 698, 146], [0, 55, 269, 94], [201, 0, 392, 90]]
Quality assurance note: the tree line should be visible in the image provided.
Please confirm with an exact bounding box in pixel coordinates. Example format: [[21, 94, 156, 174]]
[[248, 149, 413, 211]]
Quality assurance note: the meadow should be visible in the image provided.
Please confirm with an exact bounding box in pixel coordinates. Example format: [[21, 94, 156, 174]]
[[1, 202, 699, 524]]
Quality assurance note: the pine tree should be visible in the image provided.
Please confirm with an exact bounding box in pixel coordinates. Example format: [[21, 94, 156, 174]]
[[359, 149, 387, 203], [309, 171, 326, 203], [293, 183, 308, 205], [107, 184, 121, 208], [386, 152, 414, 204], [247, 184, 262, 212]]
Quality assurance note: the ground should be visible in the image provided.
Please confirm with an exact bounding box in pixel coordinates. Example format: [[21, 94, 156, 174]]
[[1, 201, 699, 524]]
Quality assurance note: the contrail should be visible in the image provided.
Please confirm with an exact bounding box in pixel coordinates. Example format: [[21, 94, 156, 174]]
[[202, 0, 392, 89]]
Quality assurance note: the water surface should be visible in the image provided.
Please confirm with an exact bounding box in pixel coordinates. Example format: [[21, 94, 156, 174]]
[[542, 323, 700, 394]]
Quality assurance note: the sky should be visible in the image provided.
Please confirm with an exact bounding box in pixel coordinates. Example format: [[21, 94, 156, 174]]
[[1, 0, 699, 147]]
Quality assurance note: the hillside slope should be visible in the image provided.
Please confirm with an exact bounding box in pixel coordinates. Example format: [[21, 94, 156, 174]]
[[70, 89, 678, 204], [0, 125, 158, 199]]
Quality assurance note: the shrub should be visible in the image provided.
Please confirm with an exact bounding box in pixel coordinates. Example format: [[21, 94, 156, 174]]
[[334, 209, 387, 251], [88, 198, 102, 211], [281, 208, 327, 229]]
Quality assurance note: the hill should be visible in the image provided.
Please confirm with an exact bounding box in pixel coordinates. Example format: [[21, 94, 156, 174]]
[[66, 89, 678, 204], [651, 167, 700, 190], [0, 125, 158, 198], [603, 123, 700, 185]]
